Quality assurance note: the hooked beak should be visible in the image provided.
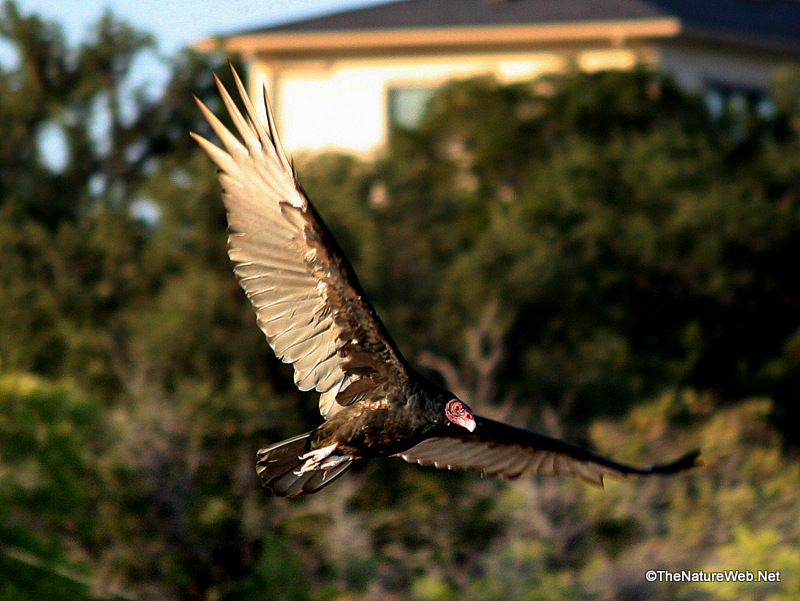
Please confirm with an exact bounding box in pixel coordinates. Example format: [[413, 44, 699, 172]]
[[461, 415, 476, 432], [449, 413, 476, 432]]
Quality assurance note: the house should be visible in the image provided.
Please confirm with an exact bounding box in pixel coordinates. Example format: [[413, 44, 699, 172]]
[[194, 0, 800, 154]]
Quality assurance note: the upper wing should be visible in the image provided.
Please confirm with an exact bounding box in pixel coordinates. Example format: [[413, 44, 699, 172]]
[[192, 68, 411, 418], [400, 416, 700, 486]]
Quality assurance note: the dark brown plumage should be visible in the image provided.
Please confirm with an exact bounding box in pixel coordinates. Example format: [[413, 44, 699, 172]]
[[192, 67, 700, 498]]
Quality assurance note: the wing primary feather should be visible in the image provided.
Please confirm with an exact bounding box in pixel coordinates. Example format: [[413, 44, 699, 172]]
[[189, 131, 236, 173], [192, 96, 247, 157], [214, 72, 260, 150], [230, 66, 270, 145], [260, 81, 293, 175]]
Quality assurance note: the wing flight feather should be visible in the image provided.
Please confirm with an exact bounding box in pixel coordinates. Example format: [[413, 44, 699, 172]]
[[400, 416, 700, 486], [192, 67, 411, 417]]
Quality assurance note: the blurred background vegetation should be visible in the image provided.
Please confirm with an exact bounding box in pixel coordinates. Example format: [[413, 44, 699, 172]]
[[1, 1, 800, 599]]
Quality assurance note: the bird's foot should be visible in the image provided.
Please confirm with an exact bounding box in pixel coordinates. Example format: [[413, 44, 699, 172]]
[[295, 442, 343, 474]]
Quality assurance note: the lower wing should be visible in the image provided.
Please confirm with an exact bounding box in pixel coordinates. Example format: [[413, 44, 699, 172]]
[[399, 416, 700, 486]]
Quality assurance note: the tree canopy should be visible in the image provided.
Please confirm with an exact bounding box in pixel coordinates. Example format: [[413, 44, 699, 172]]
[[1, 2, 800, 599]]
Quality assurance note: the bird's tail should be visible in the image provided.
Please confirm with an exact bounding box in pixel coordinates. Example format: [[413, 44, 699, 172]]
[[256, 432, 353, 497]]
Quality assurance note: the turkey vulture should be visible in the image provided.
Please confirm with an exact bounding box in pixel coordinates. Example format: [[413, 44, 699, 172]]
[[192, 67, 700, 498]]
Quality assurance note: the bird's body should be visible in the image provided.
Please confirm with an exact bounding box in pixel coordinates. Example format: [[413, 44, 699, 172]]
[[307, 375, 445, 460], [256, 374, 460, 496], [192, 67, 700, 498]]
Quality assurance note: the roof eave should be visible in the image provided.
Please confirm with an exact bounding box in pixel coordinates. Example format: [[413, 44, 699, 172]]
[[677, 25, 800, 57], [193, 17, 682, 57]]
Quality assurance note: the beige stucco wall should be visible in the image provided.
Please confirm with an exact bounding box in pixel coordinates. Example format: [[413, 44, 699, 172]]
[[246, 38, 792, 154], [250, 47, 643, 154]]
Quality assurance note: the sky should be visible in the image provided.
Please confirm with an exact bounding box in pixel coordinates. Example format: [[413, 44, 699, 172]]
[[13, 0, 391, 55], [7, 0, 394, 96], [6, 0, 393, 173]]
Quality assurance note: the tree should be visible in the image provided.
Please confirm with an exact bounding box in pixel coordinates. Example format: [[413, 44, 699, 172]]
[[3, 2, 800, 597], [375, 69, 800, 434]]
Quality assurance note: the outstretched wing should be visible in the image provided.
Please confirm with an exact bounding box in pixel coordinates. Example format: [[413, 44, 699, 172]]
[[192, 68, 411, 418], [400, 416, 700, 486]]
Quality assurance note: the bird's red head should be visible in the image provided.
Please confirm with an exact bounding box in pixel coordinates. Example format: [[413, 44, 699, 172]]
[[445, 399, 476, 432]]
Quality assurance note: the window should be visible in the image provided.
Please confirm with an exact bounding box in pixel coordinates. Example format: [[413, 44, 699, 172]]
[[387, 86, 436, 130], [704, 82, 774, 120]]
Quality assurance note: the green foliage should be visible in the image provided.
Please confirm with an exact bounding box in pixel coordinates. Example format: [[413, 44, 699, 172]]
[[2, 1, 800, 599], [0, 374, 122, 600], [0, 552, 126, 601], [378, 68, 800, 426]]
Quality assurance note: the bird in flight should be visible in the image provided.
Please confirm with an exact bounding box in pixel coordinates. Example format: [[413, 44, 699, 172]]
[[192, 67, 700, 498]]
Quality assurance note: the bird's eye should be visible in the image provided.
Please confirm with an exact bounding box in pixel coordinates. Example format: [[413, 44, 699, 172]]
[[447, 400, 464, 415]]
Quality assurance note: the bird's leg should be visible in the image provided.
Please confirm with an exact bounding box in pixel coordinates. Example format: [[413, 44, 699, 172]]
[[295, 442, 343, 474]]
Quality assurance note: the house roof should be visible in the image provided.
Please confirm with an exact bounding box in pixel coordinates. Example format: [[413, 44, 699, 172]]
[[246, 0, 800, 44], [196, 0, 800, 56], [249, 0, 671, 32]]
